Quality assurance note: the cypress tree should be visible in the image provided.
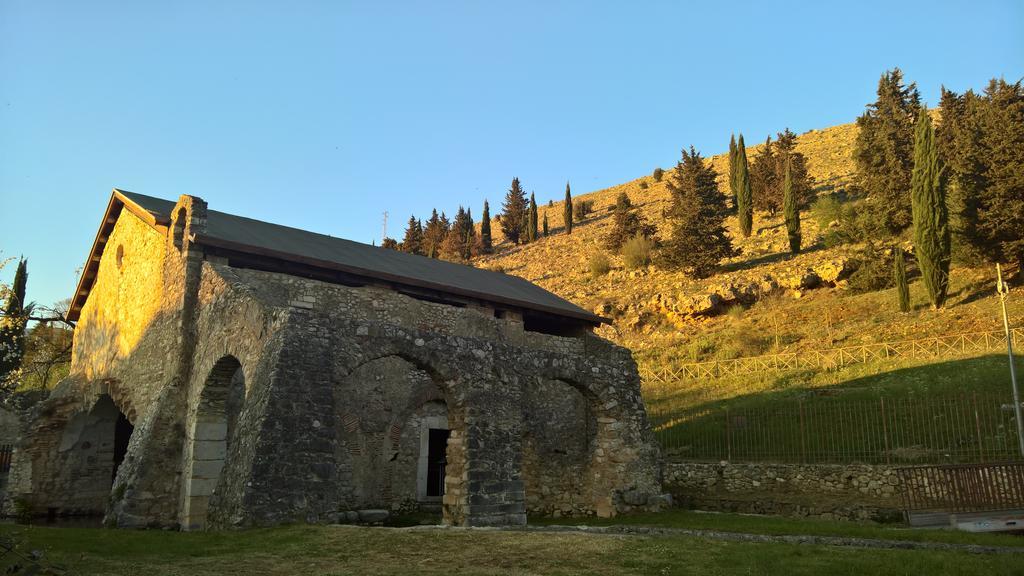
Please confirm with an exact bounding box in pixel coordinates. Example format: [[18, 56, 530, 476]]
[[910, 108, 951, 308], [542, 213, 549, 236], [854, 68, 922, 233], [500, 178, 528, 244], [400, 215, 425, 255], [735, 134, 753, 237], [783, 157, 801, 254], [894, 247, 910, 313], [528, 192, 538, 242], [663, 147, 735, 277], [563, 182, 573, 235], [480, 200, 493, 253], [728, 134, 738, 211], [0, 259, 28, 382]]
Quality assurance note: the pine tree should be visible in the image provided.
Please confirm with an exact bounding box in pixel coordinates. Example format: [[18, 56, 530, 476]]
[[783, 157, 801, 254], [422, 209, 450, 258], [381, 238, 399, 250], [750, 136, 777, 213], [663, 147, 735, 277], [400, 215, 425, 255], [440, 206, 476, 261], [0, 259, 28, 382], [773, 129, 812, 209], [563, 182, 573, 235], [854, 68, 922, 233], [542, 213, 549, 236], [501, 178, 529, 244], [604, 191, 656, 250], [911, 109, 951, 308], [735, 134, 753, 237], [479, 200, 493, 254], [894, 247, 910, 313], [728, 134, 738, 212], [528, 192, 538, 242]]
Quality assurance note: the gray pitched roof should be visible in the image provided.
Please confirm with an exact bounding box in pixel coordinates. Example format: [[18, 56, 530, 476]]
[[107, 190, 604, 325]]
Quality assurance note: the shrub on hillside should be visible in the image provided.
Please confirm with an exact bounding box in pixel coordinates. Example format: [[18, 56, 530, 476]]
[[811, 195, 843, 230], [573, 200, 594, 222], [639, 180, 649, 190], [847, 252, 895, 293], [588, 252, 611, 277], [622, 235, 654, 269], [653, 167, 664, 182]]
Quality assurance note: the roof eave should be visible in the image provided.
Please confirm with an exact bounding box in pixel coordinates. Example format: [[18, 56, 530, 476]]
[[193, 233, 609, 326]]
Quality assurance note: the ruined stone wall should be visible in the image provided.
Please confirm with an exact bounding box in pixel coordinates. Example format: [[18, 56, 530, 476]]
[[665, 462, 903, 521], [198, 265, 664, 527], [521, 379, 596, 517]]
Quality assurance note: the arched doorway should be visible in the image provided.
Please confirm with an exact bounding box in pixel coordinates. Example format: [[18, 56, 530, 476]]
[[54, 393, 134, 515], [181, 355, 244, 530], [521, 378, 597, 517]]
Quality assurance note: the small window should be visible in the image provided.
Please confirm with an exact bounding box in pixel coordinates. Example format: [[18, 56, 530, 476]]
[[116, 244, 125, 270]]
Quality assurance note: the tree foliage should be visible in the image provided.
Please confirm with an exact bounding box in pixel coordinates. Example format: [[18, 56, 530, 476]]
[[563, 182, 573, 235], [894, 247, 910, 313], [0, 259, 29, 385], [854, 68, 922, 233], [440, 206, 476, 262], [527, 192, 538, 243], [422, 209, 450, 258], [400, 216, 424, 256], [662, 147, 735, 277], [910, 109, 950, 308], [479, 200, 493, 254], [604, 191, 656, 250], [501, 177, 528, 244], [783, 157, 801, 254], [735, 135, 753, 236], [939, 79, 1024, 271]]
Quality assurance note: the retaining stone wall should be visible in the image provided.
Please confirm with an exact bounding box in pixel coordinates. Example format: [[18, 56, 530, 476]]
[[665, 462, 905, 522]]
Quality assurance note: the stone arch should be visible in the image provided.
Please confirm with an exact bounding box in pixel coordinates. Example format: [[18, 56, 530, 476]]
[[521, 375, 601, 517], [48, 392, 135, 515], [181, 355, 245, 530], [333, 349, 462, 515]]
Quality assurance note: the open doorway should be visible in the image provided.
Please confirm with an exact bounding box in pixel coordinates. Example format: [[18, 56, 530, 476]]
[[425, 428, 450, 498]]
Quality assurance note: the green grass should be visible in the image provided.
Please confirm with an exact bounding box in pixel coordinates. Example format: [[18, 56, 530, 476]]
[[646, 355, 1024, 464], [2, 521, 1022, 576], [533, 508, 1024, 548]]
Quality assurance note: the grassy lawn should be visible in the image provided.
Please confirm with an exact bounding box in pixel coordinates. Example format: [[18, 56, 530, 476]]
[[2, 520, 1023, 576], [645, 354, 1024, 463], [534, 508, 1024, 548]]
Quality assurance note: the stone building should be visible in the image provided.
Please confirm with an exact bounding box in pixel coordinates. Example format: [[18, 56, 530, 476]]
[[5, 190, 664, 529]]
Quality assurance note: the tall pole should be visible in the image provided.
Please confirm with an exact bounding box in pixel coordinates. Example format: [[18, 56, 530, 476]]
[[381, 211, 389, 244], [996, 264, 1024, 457]]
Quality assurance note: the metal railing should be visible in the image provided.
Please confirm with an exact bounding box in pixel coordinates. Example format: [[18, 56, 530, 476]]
[[898, 461, 1024, 513], [639, 328, 1024, 384], [650, 394, 1023, 465]]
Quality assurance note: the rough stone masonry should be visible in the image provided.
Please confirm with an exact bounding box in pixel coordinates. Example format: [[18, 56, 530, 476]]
[[4, 190, 667, 529]]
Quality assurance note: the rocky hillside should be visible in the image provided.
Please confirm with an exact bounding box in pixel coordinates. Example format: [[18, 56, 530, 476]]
[[472, 119, 1017, 371]]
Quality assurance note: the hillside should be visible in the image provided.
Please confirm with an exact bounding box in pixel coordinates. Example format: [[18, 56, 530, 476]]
[[471, 119, 1021, 398]]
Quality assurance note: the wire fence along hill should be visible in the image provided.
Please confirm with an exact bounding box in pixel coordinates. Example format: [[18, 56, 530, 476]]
[[638, 328, 1024, 383], [650, 393, 1023, 465]]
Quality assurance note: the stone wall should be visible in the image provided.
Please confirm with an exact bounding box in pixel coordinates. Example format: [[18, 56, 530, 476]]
[[10, 193, 667, 530], [665, 462, 904, 522]]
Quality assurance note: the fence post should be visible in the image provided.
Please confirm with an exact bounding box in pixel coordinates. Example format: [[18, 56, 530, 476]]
[[724, 407, 732, 462], [799, 399, 807, 463], [880, 397, 891, 465], [973, 392, 985, 463]]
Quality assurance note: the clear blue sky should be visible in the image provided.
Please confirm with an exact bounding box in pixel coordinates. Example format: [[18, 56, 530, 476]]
[[1, 0, 1021, 309]]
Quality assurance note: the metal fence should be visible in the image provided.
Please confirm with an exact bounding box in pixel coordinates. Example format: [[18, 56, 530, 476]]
[[0, 445, 12, 474], [650, 394, 1023, 464], [638, 328, 1024, 384], [898, 461, 1024, 514]]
